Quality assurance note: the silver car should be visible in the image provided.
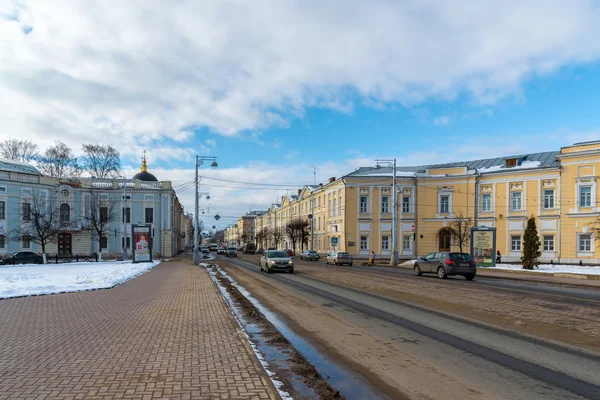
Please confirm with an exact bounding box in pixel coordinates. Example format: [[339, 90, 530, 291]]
[[259, 250, 294, 273], [325, 252, 353, 266]]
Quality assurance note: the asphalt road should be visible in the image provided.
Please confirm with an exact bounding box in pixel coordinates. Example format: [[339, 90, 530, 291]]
[[218, 254, 600, 400]]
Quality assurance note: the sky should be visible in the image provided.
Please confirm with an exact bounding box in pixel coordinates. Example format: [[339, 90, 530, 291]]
[[2, 0, 600, 231]]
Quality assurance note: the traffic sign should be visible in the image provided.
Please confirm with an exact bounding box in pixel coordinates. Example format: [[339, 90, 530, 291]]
[[308, 214, 313, 219], [214, 214, 221, 221], [411, 224, 415, 232], [331, 237, 338, 245]]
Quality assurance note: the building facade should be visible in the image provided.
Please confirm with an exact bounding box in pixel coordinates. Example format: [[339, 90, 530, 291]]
[[248, 141, 600, 264], [0, 156, 188, 259]]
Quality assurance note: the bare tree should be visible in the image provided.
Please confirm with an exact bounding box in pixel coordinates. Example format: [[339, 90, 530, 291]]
[[36, 141, 80, 178], [81, 144, 121, 178], [255, 230, 265, 249], [81, 190, 118, 261], [285, 217, 309, 252], [10, 191, 63, 264], [263, 227, 273, 249], [449, 212, 472, 253], [272, 227, 283, 249], [241, 233, 248, 244], [0, 138, 39, 162]]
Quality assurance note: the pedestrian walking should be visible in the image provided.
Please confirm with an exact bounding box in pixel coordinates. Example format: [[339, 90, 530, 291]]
[[496, 250, 502, 264], [369, 251, 376, 266]]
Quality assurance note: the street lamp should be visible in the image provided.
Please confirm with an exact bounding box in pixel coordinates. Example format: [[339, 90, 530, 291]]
[[194, 155, 218, 264], [375, 158, 398, 266]]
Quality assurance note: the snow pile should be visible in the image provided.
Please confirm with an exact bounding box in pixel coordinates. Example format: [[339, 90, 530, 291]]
[[492, 263, 600, 275], [0, 260, 160, 299], [398, 259, 417, 267], [478, 160, 541, 173]]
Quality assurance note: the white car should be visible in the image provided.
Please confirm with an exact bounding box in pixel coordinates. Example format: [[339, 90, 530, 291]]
[[259, 250, 294, 273]]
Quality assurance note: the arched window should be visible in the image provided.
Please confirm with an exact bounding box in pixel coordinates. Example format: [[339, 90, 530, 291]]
[[60, 203, 70, 222]]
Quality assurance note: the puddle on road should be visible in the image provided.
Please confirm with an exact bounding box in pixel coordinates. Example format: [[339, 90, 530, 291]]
[[207, 264, 386, 400]]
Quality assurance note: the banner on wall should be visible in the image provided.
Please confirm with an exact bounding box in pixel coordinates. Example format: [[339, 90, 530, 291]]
[[132, 225, 153, 263], [470, 227, 496, 267]]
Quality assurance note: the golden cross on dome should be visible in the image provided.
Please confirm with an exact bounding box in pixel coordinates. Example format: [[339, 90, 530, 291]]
[[141, 150, 148, 172]]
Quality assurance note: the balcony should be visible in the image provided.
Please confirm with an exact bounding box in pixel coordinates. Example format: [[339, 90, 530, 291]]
[[60, 221, 82, 231]]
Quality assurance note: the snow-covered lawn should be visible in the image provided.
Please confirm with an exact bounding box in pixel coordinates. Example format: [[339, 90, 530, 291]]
[[0, 260, 160, 299], [490, 263, 600, 275]]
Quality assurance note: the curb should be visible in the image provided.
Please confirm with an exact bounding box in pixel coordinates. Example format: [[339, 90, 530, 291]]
[[477, 268, 600, 281]]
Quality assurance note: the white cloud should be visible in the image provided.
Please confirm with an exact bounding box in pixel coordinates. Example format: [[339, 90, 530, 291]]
[[433, 116, 451, 126], [1, 0, 600, 157]]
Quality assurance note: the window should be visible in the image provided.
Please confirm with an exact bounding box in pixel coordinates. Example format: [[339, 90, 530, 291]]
[[543, 235, 554, 252], [0, 235, 5, 249], [318, 196, 321, 207], [100, 207, 108, 223], [360, 196, 368, 213], [402, 196, 410, 213], [481, 194, 492, 212], [0, 200, 4, 219], [544, 190, 555, 209], [122, 207, 131, 223], [403, 236, 411, 251], [511, 192, 522, 211], [580, 186, 592, 207], [328, 200, 331, 217], [60, 203, 70, 222], [100, 236, 108, 250], [338, 197, 342, 216], [579, 234, 592, 252], [360, 236, 368, 250], [21, 202, 32, 221], [122, 236, 131, 248], [381, 196, 390, 213], [381, 236, 389, 250], [505, 158, 517, 167], [22, 236, 31, 249], [318, 216, 321, 230], [439, 195, 449, 213], [333, 199, 337, 217], [511, 236, 521, 252], [145, 208, 154, 224]]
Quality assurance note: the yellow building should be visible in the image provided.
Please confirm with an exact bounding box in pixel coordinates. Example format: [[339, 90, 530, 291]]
[[248, 140, 600, 264]]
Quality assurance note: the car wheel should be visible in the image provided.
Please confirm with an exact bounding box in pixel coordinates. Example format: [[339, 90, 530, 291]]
[[326, 260, 329, 264], [465, 274, 475, 281], [414, 265, 422, 276], [349, 263, 353, 267], [437, 267, 447, 279], [289, 269, 294, 274]]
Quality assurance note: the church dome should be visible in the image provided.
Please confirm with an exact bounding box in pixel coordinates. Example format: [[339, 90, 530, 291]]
[[132, 151, 158, 182]]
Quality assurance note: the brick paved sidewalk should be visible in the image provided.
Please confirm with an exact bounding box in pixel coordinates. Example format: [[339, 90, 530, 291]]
[[0, 258, 278, 400]]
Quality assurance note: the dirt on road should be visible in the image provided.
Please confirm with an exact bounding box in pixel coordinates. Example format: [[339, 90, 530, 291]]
[[219, 259, 497, 400]]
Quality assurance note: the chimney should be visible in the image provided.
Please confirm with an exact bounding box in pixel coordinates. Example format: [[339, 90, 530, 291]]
[[329, 177, 336, 183], [298, 189, 301, 196]]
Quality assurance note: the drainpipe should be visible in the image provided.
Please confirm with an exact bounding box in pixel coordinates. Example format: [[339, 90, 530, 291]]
[[412, 176, 418, 259]]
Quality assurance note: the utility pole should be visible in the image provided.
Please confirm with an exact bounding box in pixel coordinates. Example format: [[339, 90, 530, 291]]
[[313, 166, 317, 185], [122, 181, 128, 261], [193, 156, 218, 264], [375, 158, 398, 266], [310, 192, 314, 250]]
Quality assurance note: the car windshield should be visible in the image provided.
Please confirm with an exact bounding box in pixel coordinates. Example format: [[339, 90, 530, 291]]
[[307, 250, 317, 254], [338, 252, 350, 256], [227, 247, 236, 250], [268, 251, 288, 258], [450, 253, 473, 261]]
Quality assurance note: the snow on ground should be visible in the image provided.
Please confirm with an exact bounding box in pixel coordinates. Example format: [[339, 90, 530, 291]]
[[491, 263, 600, 275], [0, 260, 161, 299]]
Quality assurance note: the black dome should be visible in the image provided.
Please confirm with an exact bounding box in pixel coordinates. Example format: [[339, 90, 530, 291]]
[[132, 171, 158, 182]]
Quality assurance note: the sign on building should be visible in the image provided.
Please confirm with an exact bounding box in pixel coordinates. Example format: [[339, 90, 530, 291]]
[[132, 225, 153, 263], [470, 227, 496, 267]]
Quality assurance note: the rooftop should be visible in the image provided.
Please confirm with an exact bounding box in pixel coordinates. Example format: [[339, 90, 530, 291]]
[[0, 158, 41, 176]]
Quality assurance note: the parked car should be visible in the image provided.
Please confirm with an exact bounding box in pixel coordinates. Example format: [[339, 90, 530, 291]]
[[259, 250, 294, 273], [255, 248, 264, 255], [200, 246, 210, 254], [413, 252, 476, 280], [0, 252, 43, 265], [243, 243, 256, 254], [226, 247, 238, 257], [284, 249, 295, 257], [209, 244, 218, 252], [237, 246, 244, 251], [300, 250, 319, 261], [325, 252, 353, 266], [217, 247, 226, 255]]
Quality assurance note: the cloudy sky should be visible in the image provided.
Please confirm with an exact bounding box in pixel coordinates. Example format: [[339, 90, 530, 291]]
[[2, 0, 600, 229]]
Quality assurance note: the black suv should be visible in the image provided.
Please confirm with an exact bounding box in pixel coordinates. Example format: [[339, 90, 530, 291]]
[[413, 252, 476, 280], [0, 252, 43, 265]]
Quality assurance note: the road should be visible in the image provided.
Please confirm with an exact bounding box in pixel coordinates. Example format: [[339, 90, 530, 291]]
[[216, 253, 600, 400]]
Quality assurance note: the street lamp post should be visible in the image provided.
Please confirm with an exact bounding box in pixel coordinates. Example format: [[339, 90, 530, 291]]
[[121, 180, 129, 261], [375, 158, 398, 266], [193, 156, 218, 264]]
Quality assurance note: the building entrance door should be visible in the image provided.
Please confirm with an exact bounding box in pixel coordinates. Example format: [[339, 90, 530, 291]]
[[58, 233, 72, 255], [439, 230, 451, 252]]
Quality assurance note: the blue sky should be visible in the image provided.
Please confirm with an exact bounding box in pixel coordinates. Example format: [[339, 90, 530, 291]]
[[2, 1, 600, 229]]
